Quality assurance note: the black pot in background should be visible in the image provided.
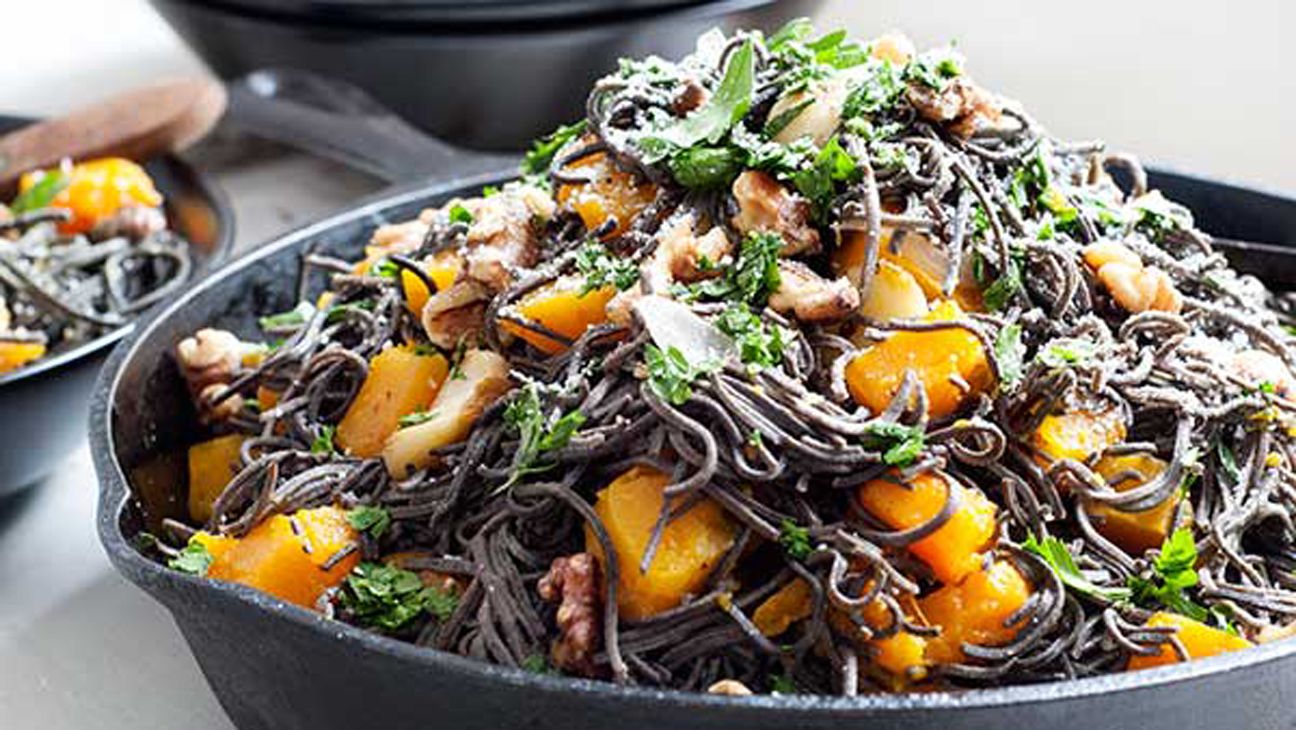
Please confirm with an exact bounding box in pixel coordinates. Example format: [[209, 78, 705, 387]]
[[148, 0, 821, 151]]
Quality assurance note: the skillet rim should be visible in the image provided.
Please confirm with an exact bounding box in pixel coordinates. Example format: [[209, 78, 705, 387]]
[[91, 169, 1296, 715], [0, 114, 236, 389]]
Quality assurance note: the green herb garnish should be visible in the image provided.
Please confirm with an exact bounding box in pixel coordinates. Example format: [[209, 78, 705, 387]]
[[693, 231, 784, 307], [791, 136, 860, 221], [339, 562, 458, 632], [168, 539, 214, 577], [521, 119, 589, 176], [1038, 338, 1097, 368], [574, 241, 640, 295], [994, 323, 1026, 390], [860, 421, 926, 466], [448, 203, 475, 226], [1127, 528, 1210, 622], [10, 168, 69, 214], [644, 344, 716, 405], [311, 425, 337, 455], [398, 409, 438, 428], [259, 302, 314, 330], [347, 505, 392, 539], [714, 303, 786, 371], [643, 39, 755, 156], [1023, 533, 1132, 603], [778, 519, 813, 560], [501, 384, 586, 488]]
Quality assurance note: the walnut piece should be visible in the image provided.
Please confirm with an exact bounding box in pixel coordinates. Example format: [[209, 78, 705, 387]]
[[768, 260, 860, 324], [907, 76, 1002, 140], [730, 170, 820, 256], [176, 328, 248, 423], [537, 553, 602, 677]]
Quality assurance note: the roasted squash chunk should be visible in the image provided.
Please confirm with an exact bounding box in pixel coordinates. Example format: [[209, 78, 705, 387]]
[[834, 227, 948, 299], [187, 434, 246, 523], [845, 300, 992, 419], [753, 578, 814, 637], [499, 276, 617, 355], [556, 152, 657, 237], [206, 506, 360, 609], [856, 470, 998, 584], [0, 341, 46, 374], [586, 465, 736, 621], [1032, 406, 1127, 464], [919, 559, 1032, 663], [1088, 453, 1180, 555], [382, 348, 512, 477], [336, 345, 450, 458], [402, 250, 463, 317], [1127, 612, 1252, 670]]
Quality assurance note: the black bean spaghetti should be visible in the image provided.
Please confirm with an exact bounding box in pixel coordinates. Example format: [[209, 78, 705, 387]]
[[156, 21, 1296, 697]]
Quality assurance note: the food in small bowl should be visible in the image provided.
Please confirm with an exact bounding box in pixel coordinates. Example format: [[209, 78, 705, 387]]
[[1, 157, 193, 374], [140, 20, 1296, 699]]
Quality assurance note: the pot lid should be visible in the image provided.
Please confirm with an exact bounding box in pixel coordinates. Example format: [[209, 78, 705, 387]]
[[198, 0, 718, 25]]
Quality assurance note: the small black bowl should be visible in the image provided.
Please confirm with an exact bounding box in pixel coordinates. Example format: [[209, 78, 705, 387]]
[[0, 116, 234, 494], [94, 170, 1296, 730]]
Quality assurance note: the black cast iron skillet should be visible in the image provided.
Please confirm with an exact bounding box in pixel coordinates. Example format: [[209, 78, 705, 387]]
[[0, 116, 233, 495], [92, 160, 1296, 728]]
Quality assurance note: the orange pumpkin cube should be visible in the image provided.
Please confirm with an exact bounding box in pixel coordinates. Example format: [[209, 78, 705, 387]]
[[1127, 612, 1252, 670], [335, 345, 450, 458], [856, 470, 998, 584], [752, 578, 814, 637], [499, 276, 617, 355], [845, 300, 992, 420], [19, 158, 163, 235], [586, 466, 736, 621], [919, 559, 1033, 664], [1088, 453, 1180, 555], [187, 434, 247, 523], [1032, 407, 1127, 464], [402, 250, 464, 316], [206, 506, 360, 609], [0, 341, 46, 374], [556, 152, 657, 238]]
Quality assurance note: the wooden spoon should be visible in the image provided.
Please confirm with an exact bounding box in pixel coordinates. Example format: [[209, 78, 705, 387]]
[[0, 77, 227, 193]]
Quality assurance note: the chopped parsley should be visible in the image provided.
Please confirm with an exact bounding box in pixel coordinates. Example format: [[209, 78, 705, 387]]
[[778, 518, 813, 560], [447, 203, 475, 226], [842, 58, 906, 118], [371, 259, 400, 279], [668, 145, 744, 189], [1038, 338, 1097, 368], [398, 409, 437, 428], [692, 231, 784, 307], [1127, 528, 1210, 622], [904, 45, 964, 90], [338, 562, 458, 632], [860, 421, 926, 467], [713, 303, 786, 371], [981, 257, 1023, 312], [520, 119, 589, 176], [791, 135, 861, 221], [521, 654, 553, 674], [993, 323, 1026, 390], [769, 673, 798, 694], [501, 383, 586, 488], [644, 343, 715, 405], [573, 241, 641, 295], [168, 539, 214, 577], [347, 505, 392, 539], [311, 425, 337, 455], [10, 168, 69, 214], [325, 299, 376, 324], [259, 301, 314, 330], [1023, 533, 1132, 603]]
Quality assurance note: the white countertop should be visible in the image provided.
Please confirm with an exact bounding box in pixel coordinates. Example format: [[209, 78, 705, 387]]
[[0, 1, 1293, 729]]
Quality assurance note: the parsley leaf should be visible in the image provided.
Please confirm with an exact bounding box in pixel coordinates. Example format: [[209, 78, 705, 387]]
[[1038, 338, 1097, 368], [646, 39, 755, 154], [574, 241, 641, 295], [339, 562, 458, 632], [778, 519, 813, 560], [521, 119, 589, 176], [398, 409, 437, 428], [1023, 533, 1132, 603], [713, 303, 786, 371], [521, 654, 553, 674], [904, 45, 963, 90], [448, 203, 474, 225], [371, 259, 400, 279], [860, 421, 926, 466], [644, 343, 715, 405], [668, 145, 744, 189], [259, 302, 314, 331], [791, 135, 860, 221], [994, 323, 1026, 390], [982, 258, 1023, 312], [10, 168, 70, 214], [842, 58, 906, 118], [1127, 528, 1209, 621], [769, 673, 798, 694], [347, 505, 392, 539], [168, 539, 214, 576], [693, 231, 784, 307], [501, 384, 586, 488], [311, 425, 337, 455]]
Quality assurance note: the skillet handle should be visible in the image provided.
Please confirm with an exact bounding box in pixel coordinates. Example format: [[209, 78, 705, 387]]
[[224, 69, 517, 184]]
